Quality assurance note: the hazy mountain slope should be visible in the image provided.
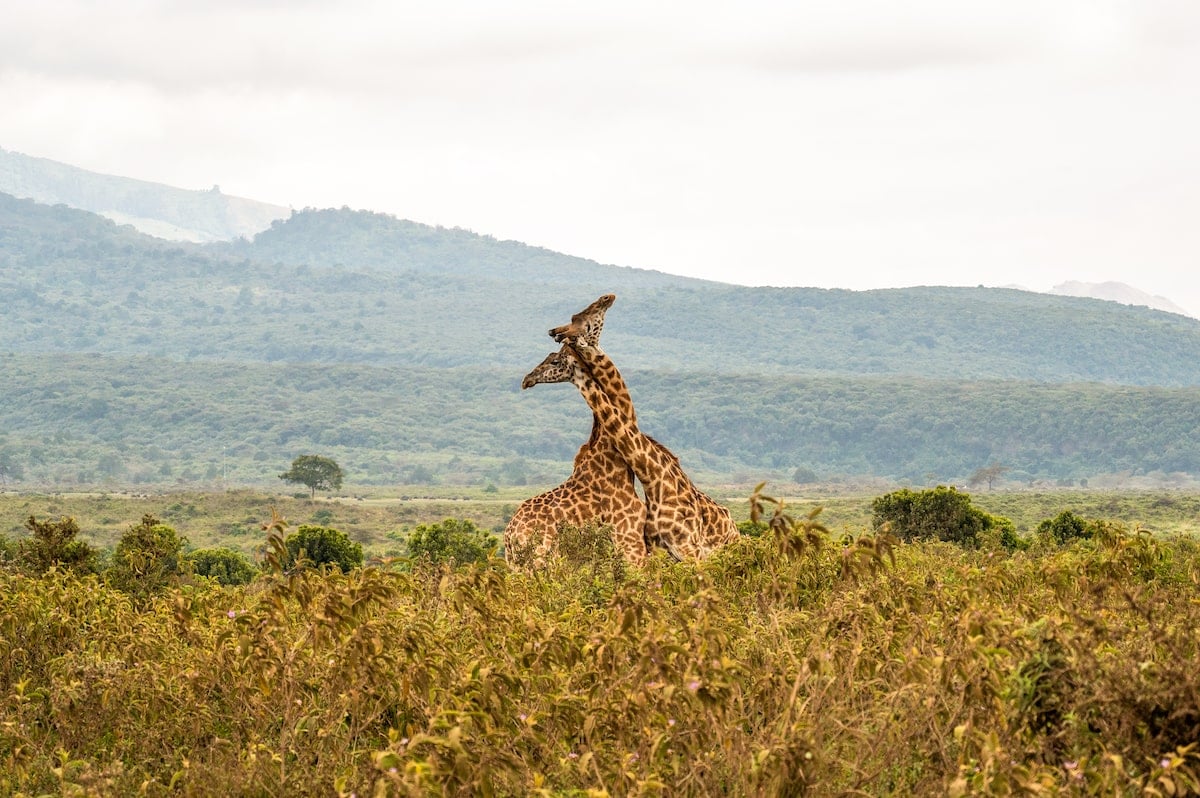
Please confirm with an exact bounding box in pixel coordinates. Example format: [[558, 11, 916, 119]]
[[1051, 280, 1194, 318], [0, 146, 288, 242], [5, 194, 1200, 385], [215, 207, 690, 287]]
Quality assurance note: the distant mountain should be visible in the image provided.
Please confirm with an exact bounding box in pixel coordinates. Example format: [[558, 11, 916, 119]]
[[5, 191, 1200, 488], [5, 193, 1200, 385], [1051, 280, 1194, 318], [0, 146, 289, 242]]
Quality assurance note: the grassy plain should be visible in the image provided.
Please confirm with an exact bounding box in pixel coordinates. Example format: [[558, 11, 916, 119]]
[[3, 486, 1199, 558]]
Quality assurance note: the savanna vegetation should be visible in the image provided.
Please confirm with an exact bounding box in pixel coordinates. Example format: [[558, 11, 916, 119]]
[[4, 352, 1200, 490], [1, 488, 1198, 796]]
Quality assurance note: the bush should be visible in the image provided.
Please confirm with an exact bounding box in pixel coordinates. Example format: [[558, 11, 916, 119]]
[[983, 514, 1029, 552], [189, 547, 257, 586], [872, 486, 1011, 548], [108, 514, 188, 598], [0, 533, 17, 565], [406, 518, 497, 565], [18, 515, 99, 575], [283, 524, 363, 573], [792, 466, 819, 483], [737, 519, 769, 537], [1036, 510, 1094, 545]]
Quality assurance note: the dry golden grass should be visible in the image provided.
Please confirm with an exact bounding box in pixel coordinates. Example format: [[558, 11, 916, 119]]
[[1, 499, 1198, 796]]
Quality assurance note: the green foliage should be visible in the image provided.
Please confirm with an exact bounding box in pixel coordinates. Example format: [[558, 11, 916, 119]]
[[3, 500, 1198, 795], [310, 507, 336, 526], [6, 193, 1200, 489], [188, 547, 257, 586], [0, 448, 24, 484], [405, 518, 497, 566], [993, 516, 1029, 552], [284, 524, 363, 573], [1036, 510, 1095, 545], [107, 514, 188, 599], [872, 486, 1013, 548], [792, 465, 818, 483], [5, 352, 1200, 486], [17, 515, 98, 575], [737, 519, 769, 537], [279, 454, 344, 497]]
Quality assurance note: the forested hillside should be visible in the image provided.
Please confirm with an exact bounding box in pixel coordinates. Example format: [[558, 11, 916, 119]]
[[3, 354, 1198, 488], [5, 193, 1200, 383], [3, 191, 1200, 488]]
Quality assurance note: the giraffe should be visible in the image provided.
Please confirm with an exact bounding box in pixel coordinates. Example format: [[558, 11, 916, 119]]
[[502, 296, 648, 567], [549, 315, 740, 560]]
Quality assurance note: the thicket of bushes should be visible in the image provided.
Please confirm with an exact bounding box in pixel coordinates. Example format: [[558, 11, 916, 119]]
[[1, 496, 1198, 795]]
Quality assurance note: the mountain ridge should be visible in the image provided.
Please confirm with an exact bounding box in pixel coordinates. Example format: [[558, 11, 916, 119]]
[[5, 192, 1200, 386], [4, 147, 1195, 319], [0, 146, 289, 242]]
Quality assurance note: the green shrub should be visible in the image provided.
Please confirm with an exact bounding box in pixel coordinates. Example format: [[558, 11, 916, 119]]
[[284, 524, 363, 572], [872, 486, 1010, 548], [189, 547, 257, 586], [0, 532, 17, 565], [984, 514, 1029, 552], [1036, 510, 1094, 545], [405, 517, 497, 565], [310, 508, 336, 526], [737, 519, 769, 537], [18, 515, 99, 575], [108, 514, 188, 598]]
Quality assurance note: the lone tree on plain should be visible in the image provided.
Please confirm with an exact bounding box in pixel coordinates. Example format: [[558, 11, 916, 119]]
[[968, 463, 1010, 491], [280, 455, 344, 498]]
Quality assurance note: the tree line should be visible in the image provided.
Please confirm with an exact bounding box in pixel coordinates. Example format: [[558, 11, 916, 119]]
[[2, 353, 1200, 488]]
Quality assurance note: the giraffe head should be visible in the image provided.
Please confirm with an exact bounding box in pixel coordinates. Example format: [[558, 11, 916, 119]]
[[521, 345, 584, 389], [549, 293, 616, 346]]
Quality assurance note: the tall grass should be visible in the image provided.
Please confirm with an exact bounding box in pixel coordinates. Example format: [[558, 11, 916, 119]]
[[1, 510, 1198, 795]]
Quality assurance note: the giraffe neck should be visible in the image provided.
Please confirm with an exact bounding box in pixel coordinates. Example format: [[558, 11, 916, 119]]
[[570, 363, 661, 485], [570, 344, 636, 426]]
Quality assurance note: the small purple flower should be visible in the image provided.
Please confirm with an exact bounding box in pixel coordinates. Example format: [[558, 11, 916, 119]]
[[687, 680, 701, 692], [519, 713, 527, 722], [1162, 758, 1172, 769], [668, 718, 676, 726], [567, 751, 579, 759], [227, 610, 236, 618]]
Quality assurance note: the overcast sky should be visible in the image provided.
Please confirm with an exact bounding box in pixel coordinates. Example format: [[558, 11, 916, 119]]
[[2, 1, 1198, 313]]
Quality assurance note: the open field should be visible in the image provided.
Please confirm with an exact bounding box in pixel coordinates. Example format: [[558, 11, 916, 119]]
[[3, 486, 1198, 559]]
